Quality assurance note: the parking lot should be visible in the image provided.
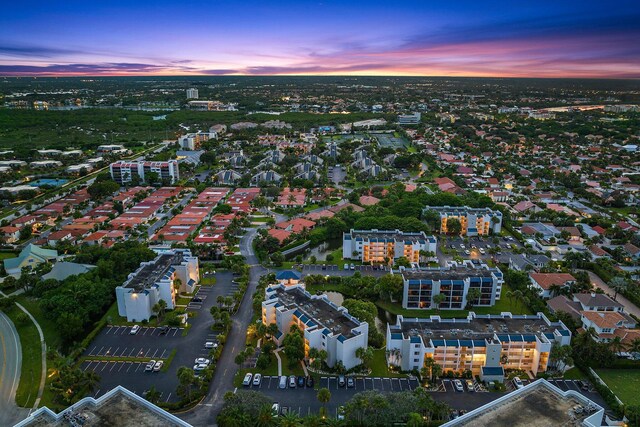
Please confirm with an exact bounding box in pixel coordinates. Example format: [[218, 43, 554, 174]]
[[438, 235, 521, 263], [298, 264, 387, 277], [81, 271, 237, 403]]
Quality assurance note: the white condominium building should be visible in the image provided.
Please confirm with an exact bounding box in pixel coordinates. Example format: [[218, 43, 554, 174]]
[[262, 284, 368, 370]]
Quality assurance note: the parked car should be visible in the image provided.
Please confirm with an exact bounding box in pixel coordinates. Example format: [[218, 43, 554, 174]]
[[253, 373, 262, 386], [192, 297, 203, 302], [158, 326, 168, 335], [479, 248, 486, 255], [338, 375, 346, 387], [297, 376, 306, 388], [243, 373, 253, 386], [305, 376, 314, 388], [193, 363, 208, 372], [130, 325, 140, 335], [145, 360, 156, 371], [453, 379, 464, 392], [347, 377, 355, 388], [322, 264, 326, 270], [279, 376, 287, 389], [205, 341, 218, 349], [337, 406, 346, 421], [194, 358, 210, 366], [350, 264, 355, 270], [344, 263, 349, 270], [465, 250, 471, 255], [153, 361, 163, 372], [513, 377, 524, 389], [466, 379, 474, 391], [271, 403, 280, 417], [289, 375, 297, 388]]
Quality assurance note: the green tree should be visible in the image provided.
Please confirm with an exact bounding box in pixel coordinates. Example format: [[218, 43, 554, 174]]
[[446, 217, 462, 235], [317, 387, 332, 418], [283, 325, 305, 368]]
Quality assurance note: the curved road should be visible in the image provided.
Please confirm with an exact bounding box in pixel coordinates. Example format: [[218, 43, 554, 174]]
[[178, 226, 267, 426], [0, 312, 29, 426]]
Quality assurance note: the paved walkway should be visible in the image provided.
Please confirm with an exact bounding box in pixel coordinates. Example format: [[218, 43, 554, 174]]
[[274, 349, 283, 376], [581, 270, 640, 318]]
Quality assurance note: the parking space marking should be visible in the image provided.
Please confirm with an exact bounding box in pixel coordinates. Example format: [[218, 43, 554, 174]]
[[396, 378, 402, 391], [100, 362, 109, 372], [126, 362, 134, 373], [128, 347, 136, 357], [88, 346, 97, 356], [109, 362, 117, 372], [83, 361, 93, 372], [134, 363, 143, 373]]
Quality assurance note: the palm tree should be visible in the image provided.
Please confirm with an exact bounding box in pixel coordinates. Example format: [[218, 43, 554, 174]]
[[256, 404, 277, 427], [466, 288, 481, 309], [217, 295, 225, 308], [145, 385, 161, 404], [609, 277, 629, 301], [355, 347, 373, 369], [279, 411, 301, 427], [628, 338, 640, 355], [609, 336, 625, 355], [432, 293, 446, 311], [317, 387, 331, 418]]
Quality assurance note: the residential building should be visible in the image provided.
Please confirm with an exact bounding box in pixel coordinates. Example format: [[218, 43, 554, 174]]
[[508, 254, 550, 272], [177, 131, 215, 150], [397, 112, 421, 124], [529, 273, 576, 298], [386, 312, 571, 378], [580, 311, 637, 343], [97, 144, 128, 155], [110, 160, 180, 185], [15, 386, 193, 427], [397, 261, 504, 310], [115, 249, 199, 322], [342, 229, 437, 265], [262, 284, 368, 370], [186, 88, 199, 99], [42, 262, 95, 281], [251, 170, 282, 186], [424, 206, 502, 236], [3, 244, 59, 277], [442, 379, 604, 427]]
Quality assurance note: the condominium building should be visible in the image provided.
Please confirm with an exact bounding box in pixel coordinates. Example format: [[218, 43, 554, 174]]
[[424, 206, 502, 236], [386, 312, 571, 379], [186, 88, 199, 99], [342, 229, 437, 265], [110, 160, 180, 185], [397, 261, 504, 310], [262, 284, 368, 370], [178, 130, 216, 150], [397, 112, 421, 124], [115, 249, 199, 322]]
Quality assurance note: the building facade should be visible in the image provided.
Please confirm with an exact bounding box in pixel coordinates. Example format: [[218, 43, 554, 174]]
[[397, 261, 504, 310], [116, 249, 198, 322], [186, 88, 199, 99], [424, 206, 502, 236], [262, 284, 368, 370], [110, 160, 180, 185], [342, 229, 437, 265], [386, 312, 571, 378]]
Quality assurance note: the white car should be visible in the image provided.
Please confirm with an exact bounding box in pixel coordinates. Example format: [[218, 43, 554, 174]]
[[453, 379, 464, 392], [253, 373, 262, 386], [130, 325, 140, 335], [194, 358, 210, 366], [205, 342, 218, 349], [153, 361, 163, 372], [243, 373, 253, 386], [193, 363, 208, 372], [145, 360, 156, 371], [513, 377, 524, 389], [465, 250, 471, 255]]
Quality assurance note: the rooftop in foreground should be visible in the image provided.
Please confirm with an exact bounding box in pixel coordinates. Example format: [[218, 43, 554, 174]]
[[15, 386, 191, 427], [444, 379, 603, 427]]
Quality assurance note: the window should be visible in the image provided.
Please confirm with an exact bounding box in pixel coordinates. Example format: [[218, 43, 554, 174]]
[[414, 351, 420, 355]]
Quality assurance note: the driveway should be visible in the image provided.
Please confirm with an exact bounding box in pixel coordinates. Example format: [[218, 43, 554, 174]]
[[582, 270, 640, 318], [0, 312, 30, 426]]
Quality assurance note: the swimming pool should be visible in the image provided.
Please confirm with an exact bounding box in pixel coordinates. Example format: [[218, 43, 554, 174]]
[[28, 178, 68, 187]]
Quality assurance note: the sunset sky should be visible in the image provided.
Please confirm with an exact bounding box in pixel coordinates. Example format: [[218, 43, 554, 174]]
[[1, 0, 639, 77]]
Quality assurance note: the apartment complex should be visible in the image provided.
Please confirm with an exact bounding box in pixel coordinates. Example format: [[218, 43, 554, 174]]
[[186, 88, 199, 99], [342, 229, 437, 265], [178, 130, 216, 150], [424, 206, 502, 236], [386, 312, 571, 379], [262, 284, 368, 370], [110, 160, 180, 185], [397, 261, 504, 310], [115, 249, 199, 322], [397, 112, 421, 124]]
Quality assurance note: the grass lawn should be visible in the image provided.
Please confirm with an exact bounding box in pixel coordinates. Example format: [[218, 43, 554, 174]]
[[200, 276, 216, 286], [323, 248, 362, 266], [3, 304, 42, 408], [233, 352, 305, 387], [369, 349, 405, 378], [0, 251, 18, 260], [596, 369, 640, 406], [376, 284, 532, 319], [15, 296, 62, 350], [563, 367, 586, 380]]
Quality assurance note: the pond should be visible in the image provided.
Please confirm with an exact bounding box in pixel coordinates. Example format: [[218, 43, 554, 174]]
[[319, 291, 396, 333], [300, 238, 342, 261]]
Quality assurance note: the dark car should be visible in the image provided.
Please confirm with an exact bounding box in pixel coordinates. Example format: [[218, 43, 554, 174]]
[[297, 376, 306, 388], [158, 326, 168, 335], [306, 376, 314, 388], [192, 297, 202, 302]]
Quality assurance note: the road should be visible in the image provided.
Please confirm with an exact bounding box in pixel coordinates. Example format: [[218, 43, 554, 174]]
[[0, 312, 30, 426], [178, 226, 267, 426], [582, 270, 640, 318]]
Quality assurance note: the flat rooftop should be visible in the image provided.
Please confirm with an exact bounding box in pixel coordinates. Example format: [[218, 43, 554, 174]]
[[455, 384, 597, 427], [124, 252, 184, 292], [273, 287, 360, 339], [426, 206, 500, 215], [348, 229, 431, 243], [19, 392, 188, 427], [394, 315, 554, 343], [401, 266, 496, 282]]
